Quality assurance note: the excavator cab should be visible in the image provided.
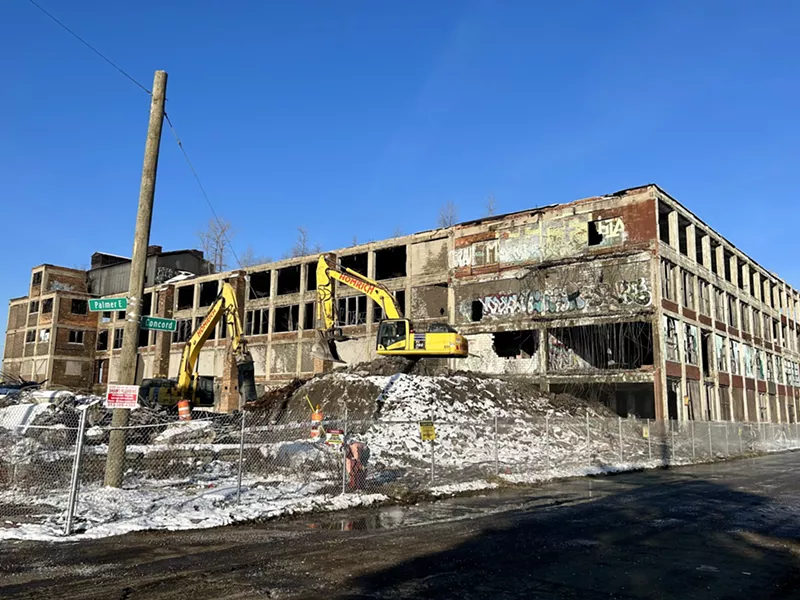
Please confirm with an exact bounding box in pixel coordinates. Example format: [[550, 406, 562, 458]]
[[376, 319, 410, 353]]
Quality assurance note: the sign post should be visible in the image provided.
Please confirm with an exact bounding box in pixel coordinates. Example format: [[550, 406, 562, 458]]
[[419, 421, 436, 485]]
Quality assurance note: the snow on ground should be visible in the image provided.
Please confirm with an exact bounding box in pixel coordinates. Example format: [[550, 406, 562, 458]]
[[0, 474, 387, 542]]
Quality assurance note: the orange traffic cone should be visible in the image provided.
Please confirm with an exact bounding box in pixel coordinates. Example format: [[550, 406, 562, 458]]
[[178, 399, 192, 421]]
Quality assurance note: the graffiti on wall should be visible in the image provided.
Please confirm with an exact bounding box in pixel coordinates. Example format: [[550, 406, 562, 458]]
[[548, 335, 591, 371], [463, 278, 652, 321], [155, 267, 177, 284], [48, 281, 75, 292], [592, 217, 626, 246]]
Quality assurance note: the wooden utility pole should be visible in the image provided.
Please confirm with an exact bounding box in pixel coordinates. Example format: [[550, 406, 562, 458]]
[[104, 70, 168, 487]]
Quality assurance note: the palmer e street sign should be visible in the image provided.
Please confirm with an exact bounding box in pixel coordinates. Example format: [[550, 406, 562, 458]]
[[141, 316, 177, 332], [89, 298, 127, 312]]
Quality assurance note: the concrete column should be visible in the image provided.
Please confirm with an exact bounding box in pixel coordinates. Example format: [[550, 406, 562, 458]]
[[701, 235, 711, 271], [715, 245, 726, 279], [668, 211, 679, 251], [729, 255, 739, 288], [740, 263, 751, 296], [218, 271, 247, 413], [537, 325, 549, 392], [152, 285, 175, 378], [686, 223, 697, 263], [752, 271, 761, 302]]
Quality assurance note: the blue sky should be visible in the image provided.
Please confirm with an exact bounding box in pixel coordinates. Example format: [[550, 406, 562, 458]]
[[1, 0, 799, 348]]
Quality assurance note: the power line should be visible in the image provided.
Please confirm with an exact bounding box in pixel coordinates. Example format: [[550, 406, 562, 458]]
[[25, 0, 151, 95], [164, 112, 243, 270]]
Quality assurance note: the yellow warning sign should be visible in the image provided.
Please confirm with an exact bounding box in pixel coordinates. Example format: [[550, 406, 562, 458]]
[[642, 425, 650, 439], [419, 421, 436, 441]]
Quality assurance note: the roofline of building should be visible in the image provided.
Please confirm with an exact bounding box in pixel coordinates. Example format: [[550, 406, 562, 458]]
[[29, 264, 87, 274]]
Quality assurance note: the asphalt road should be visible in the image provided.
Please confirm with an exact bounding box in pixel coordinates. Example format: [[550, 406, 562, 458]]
[[2, 453, 800, 599]]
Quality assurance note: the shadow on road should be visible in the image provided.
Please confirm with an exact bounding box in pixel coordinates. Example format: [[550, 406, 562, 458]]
[[339, 474, 800, 599]]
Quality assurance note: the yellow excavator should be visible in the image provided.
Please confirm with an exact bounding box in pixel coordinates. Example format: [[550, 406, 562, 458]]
[[311, 253, 469, 363], [141, 281, 257, 408]]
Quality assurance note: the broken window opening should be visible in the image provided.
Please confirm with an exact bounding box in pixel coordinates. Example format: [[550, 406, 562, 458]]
[[710, 241, 719, 274], [71, 299, 88, 315], [303, 302, 315, 329], [32, 271, 42, 286], [658, 201, 672, 245], [274, 305, 299, 332], [741, 302, 750, 334], [723, 249, 733, 282], [338, 296, 367, 326], [68, 330, 84, 344], [42, 298, 53, 314], [96, 330, 109, 351], [277, 265, 301, 295], [699, 281, 710, 316], [305, 264, 317, 291], [176, 286, 195, 310], [727, 294, 738, 328], [138, 328, 150, 347], [471, 300, 483, 322], [195, 316, 216, 341], [199, 281, 218, 307], [245, 308, 269, 336], [701, 330, 711, 377], [29, 301, 39, 314], [101, 311, 112, 324], [142, 293, 152, 316], [695, 229, 705, 265], [117, 311, 126, 321], [714, 288, 726, 322], [375, 246, 407, 280], [493, 330, 539, 358], [25, 330, 36, 344], [737, 262, 746, 291], [549, 322, 653, 371], [682, 270, 695, 310], [684, 323, 698, 365], [677, 215, 690, 256], [248, 270, 271, 300], [172, 319, 192, 344], [340, 253, 368, 276], [113, 328, 123, 349], [661, 260, 676, 302], [664, 316, 679, 362], [714, 333, 727, 372], [587, 221, 603, 246], [374, 290, 406, 322]]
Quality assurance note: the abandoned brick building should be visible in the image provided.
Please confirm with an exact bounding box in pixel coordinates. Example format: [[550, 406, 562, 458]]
[[4, 184, 800, 422]]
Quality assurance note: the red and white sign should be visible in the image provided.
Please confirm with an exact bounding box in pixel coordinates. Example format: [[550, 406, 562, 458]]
[[106, 384, 140, 409]]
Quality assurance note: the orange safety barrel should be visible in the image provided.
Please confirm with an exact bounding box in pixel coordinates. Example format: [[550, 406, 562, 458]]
[[310, 408, 323, 439], [177, 399, 192, 421]]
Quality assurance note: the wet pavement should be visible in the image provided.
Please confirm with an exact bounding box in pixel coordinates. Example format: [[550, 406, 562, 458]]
[[1, 453, 800, 599]]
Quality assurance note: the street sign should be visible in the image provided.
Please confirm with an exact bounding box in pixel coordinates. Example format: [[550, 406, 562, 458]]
[[419, 420, 436, 441], [642, 425, 650, 439], [89, 298, 127, 312], [106, 384, 139, 409], [326, 429, 344, 446], [141, 316, 178, 332]]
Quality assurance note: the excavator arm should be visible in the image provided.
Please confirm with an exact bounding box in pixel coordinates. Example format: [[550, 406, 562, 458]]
[[145, 281, 257, 408]]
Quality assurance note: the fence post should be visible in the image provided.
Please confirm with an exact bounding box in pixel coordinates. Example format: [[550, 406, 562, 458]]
[[341, 408, 348, 495], [586, 412, 590, 445], [647, 418, 652, 461], [545, 416, 551, 471], [236, 408, 246, 504], [690, 420, 696, 459], [724, 422, 730, 456], [64, 401, 96, 536], [739, 424, 743, 455], [618, 417, 623, 463], [494, 414, 499, 476]]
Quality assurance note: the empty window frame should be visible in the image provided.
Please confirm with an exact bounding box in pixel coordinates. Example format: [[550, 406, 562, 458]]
[[699, 281, 710, 316], [710, 241, 719, 274], [194, 316, 215, 341], [101, 311, 112, 324], [38, 328, 50, 343], [25, 330, 36, 344], [658, 201, 672, 245], [245, 308, 269, 336], [661, 260, 676, 302], [375, 246, 407, 280], [71, 299, 88, 315], [723, 249, 733, 283], [727, 294, 738, 328], [142, 292, 152, 316], [29, 301, 39, 314], [340, 253, 368, 276], [305, 264, 317, 291], [303, 302, 315, 329], [171, 319, 192, 344], [277, 265, 301, 295], [740, 302, 750, 334], [715, 334, 728, 372], [374, 290, 406, 322], [743, 345, 754, 378], [337, 296, 367, 326], [176, 286, 195, 310], [695, 229, 705, 265], [682, 271, 695, 309], [96, 329, 109, 351], [117, 311, 126, 321], [729, 340, 740, 375], [138, 327, 151, 347], [274, 305, 299, 332], [113, 328, 124, 349], [68, 330, 84, 344], [198, 281, 218, 307], [664, 315, 680, 362], [714, 288, 726, 322], [31, 271, 42, 285], [684, 324, 698, 364], [677, 215, 690, 256], [249, 270, 271, 300], [42, 298, 53, 314]]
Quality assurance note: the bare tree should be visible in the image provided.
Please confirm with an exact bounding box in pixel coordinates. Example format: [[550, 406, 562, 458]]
[[392, 227, 404, 238], [351, 235, 359, 246], [238, 247, 272, 267], [197, 218, 233, 273], [485, 196, 497, 217], [290, 227, 310, 257], [437, 201, 458, 228]]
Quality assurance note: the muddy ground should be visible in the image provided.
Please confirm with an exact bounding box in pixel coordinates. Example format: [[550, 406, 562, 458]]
[[2, 452, 799, 599]]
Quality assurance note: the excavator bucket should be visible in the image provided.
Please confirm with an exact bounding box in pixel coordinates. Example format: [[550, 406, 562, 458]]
[[311, 330, 346, 364]]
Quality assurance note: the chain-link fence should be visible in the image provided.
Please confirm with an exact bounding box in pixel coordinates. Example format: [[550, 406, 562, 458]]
[[2, 405, 800, 538]]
